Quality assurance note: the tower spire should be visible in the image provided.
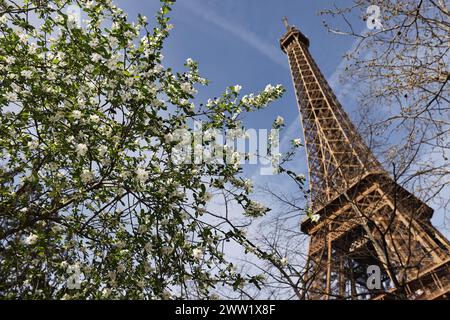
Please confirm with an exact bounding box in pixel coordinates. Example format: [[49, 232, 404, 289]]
[[282, 16, 290, 31]]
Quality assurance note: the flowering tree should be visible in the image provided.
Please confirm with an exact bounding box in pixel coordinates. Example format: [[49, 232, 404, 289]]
[[0, 0, 295, 299]]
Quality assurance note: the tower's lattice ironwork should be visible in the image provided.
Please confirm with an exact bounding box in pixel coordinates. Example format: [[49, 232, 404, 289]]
[[280, 19, 450, 300]]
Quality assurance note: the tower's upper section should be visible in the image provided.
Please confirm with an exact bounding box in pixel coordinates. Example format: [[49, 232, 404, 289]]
[[280, 17, 310, 51], [280, 20, 384, 210]]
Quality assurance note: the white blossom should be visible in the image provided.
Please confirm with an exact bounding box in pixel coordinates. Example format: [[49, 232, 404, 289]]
[[80, 169, 94, 184], [137, 224, 148, 234], [108, 271, 117, 281], [5, 56, 16, 65], [21, 70, 33, 79], [293, 138, 302, 147], [54, 14, 64, 24], [27, 140, 39, 149], [109, 37, 119, 49], [180, 212, 189, 220], [153, 64, 164, 73], [144, 242, 153, 253], [161, 246, 173, 255], [89, 38, 99, 48], [17, 32, 29, 44], [268, 130, 279, 146], [192, 248, 203, 260], [102, 288, 111, 298], [264, 84, 283, 94], [91, 53, 102, 62], [5, 91, 18, 101], [117, 263, 125, 273], [180, 82, 197, 95], [201, 192, 213, 203], [75, 143, 88, 156], [144, 261, 153, 273], [230, 151, 241, 164], [115, 240, 125, 249], [271, 153, 282, 163], [245, 201, 268, 217], [274, 116, 284, 126], [206, 98, 216, 108], [0, 14, 7, 24], [179, 98, 189, 106], [72, 110, 82, 119], [264, 84, 275, 92], [51, 225, 63, 235], [67, 14, 80, 30], [89, 114, 100, 123], [85, 1, 95, 9], [243, 179, 253, 193], [137, 279, 145, 288], [135, 167, 149, 184], [311, 214, 320, 222], [186, 58, 194, 66], [98, 145, 108, 157], [24, 233, 38, 245], [162, 290, 172, 299]]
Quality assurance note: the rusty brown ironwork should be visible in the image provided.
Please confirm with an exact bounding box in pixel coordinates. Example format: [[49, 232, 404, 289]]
[[280, 21, 450, 300]]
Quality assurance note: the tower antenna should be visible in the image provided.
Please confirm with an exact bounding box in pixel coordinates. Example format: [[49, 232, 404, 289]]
[[282, 16, 290, 31]]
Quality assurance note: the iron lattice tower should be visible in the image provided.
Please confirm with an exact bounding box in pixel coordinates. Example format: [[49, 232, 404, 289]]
[[280, 19, 450, 300]]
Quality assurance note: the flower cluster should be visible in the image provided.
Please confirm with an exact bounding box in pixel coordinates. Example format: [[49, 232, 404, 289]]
[[241, 84, 284, 109], [244, 201, 269, 217]]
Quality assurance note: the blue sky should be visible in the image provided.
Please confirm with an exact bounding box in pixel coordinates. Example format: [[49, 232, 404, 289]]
[[114, 0, 363, 175], [115, 0, 360, 131]]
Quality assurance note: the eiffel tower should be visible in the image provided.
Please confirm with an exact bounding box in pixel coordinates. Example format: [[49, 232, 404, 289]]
[[280, 18, 450, 300]]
